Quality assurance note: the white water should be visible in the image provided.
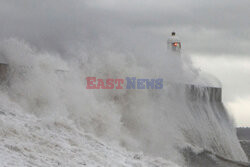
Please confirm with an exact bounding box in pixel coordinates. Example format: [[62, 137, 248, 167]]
[[0, 38, 247, 166]]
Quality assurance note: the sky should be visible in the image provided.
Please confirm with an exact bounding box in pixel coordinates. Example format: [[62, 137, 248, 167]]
[[0, 0, 250, 126]]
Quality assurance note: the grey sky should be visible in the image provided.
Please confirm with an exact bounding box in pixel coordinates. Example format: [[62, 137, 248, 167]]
[[86, 0, 250, 55], [0, 0, 250, 126], [1, 0, 250, 55]]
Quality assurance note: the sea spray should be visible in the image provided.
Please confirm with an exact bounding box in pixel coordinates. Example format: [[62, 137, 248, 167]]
[[0, 38, 247, 166]]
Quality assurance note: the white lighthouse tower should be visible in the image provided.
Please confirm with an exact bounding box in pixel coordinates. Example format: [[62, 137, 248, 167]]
[[167, 32, 181, 54]]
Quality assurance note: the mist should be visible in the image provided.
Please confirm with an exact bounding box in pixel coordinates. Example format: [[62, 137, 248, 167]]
[[0, 1, 248, 166]]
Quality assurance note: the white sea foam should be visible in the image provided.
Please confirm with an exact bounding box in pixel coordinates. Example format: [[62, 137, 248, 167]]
[[0, 38, 247, 166]]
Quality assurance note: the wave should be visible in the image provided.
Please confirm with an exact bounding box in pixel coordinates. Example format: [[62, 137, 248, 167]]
[[0, 38, 247, 166]]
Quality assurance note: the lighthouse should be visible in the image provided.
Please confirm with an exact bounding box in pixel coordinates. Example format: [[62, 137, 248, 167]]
[[167, 32, 181, 53]]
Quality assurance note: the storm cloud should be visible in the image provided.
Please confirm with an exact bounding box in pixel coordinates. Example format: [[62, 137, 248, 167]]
[[0, 0, 250, 55]]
